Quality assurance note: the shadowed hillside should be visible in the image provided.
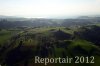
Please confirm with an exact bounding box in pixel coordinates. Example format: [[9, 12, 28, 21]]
[[0, 25, 100, 66]]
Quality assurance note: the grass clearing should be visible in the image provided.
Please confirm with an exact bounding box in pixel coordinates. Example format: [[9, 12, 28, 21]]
[[0, 30, 20, 45]]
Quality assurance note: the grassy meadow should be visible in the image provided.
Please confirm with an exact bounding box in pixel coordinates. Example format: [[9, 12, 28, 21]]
[[0, 26, 100, 66]]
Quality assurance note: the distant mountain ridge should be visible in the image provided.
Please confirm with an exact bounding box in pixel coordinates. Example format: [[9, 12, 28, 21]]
[[78, 16, 100, 19], [0, 15, 23, 18], [0, 15, 100, 29]]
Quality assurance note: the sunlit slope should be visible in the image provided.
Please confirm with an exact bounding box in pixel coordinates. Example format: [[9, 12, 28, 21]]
[[0, 26, 100, 66]]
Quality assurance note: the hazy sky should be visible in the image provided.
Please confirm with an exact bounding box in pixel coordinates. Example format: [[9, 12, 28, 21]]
[[0, 0, 100, 18]]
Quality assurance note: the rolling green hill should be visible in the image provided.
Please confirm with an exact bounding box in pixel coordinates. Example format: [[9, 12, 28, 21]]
[[0, 26, 100, 66]]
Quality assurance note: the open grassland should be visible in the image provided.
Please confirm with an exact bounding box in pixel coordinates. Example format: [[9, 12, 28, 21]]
[[0, 30, 20, 45], [0, 26, 100, 66]]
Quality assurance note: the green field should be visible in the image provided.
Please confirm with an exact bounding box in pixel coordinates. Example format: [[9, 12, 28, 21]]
[[0, 30, 20, 45], [0, 26, 100, 66]]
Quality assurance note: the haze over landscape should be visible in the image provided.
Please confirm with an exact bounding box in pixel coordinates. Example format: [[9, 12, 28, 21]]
[[0, 0, 100, 18], [0, 0, 100, 66]]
